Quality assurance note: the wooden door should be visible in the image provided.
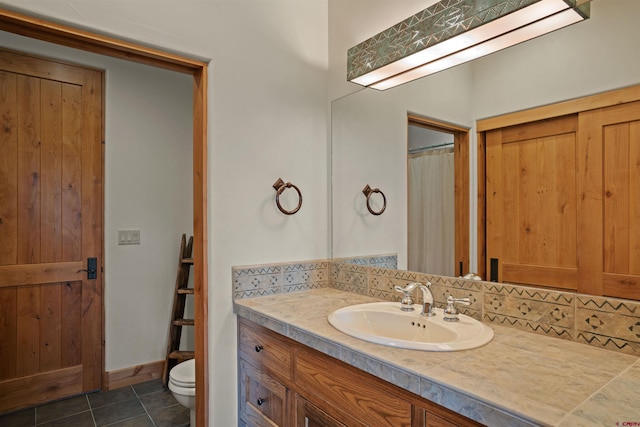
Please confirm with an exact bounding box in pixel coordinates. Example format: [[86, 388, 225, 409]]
[[0, 49, 103, 413], [579, 100, 640, 300], [486, 115, 579, 290]]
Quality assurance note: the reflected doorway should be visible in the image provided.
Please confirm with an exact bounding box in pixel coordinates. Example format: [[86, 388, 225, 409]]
[[407, 115, 470, 277]]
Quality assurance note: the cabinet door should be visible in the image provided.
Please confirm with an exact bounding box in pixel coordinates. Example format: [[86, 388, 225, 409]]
[[296, 395, 348, 427], [486, 115, 579, 289], [239, 359, 287, 427], [579, 100, 640, 300], [295, 347, 411, 426]]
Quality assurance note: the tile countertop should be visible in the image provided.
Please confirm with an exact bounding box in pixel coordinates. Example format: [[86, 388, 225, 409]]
[[233, 288, 640, 427]]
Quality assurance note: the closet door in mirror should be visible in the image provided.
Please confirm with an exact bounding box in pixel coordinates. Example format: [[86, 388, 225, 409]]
[[486, 114, 579, 290], [579, 100, 640, 300]]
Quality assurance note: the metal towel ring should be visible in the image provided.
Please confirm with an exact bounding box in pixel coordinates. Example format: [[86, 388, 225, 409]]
[[273, 178, 302, 215], [362, 184, 386, 216]]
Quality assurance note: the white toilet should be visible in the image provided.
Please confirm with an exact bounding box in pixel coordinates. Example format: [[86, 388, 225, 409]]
[[168, 358, 196, 426]]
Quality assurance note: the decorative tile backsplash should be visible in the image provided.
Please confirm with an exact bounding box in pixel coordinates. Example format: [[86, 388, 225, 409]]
[[232, 260, 329, 300], [233, 258, 640, 357], [483, 283, 576, 341], [575, 295, 640, 356], [332, 254, 397, 269]]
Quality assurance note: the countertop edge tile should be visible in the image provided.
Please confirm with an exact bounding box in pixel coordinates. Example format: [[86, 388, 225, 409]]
[[288, 326, 343, 359], [233, 304, 289, 336], [338, 347, 421, 395], [419, 378, 543, 427]]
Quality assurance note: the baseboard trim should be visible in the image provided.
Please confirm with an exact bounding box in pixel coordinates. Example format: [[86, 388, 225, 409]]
[[104, 360, 165, 391]]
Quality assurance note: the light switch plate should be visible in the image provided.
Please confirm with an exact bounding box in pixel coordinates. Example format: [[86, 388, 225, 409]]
[[118, 229, 141, 245]]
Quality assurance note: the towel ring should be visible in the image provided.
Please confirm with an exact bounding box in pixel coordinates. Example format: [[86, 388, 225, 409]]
[[362, 185, 386, 216], [273, 178, 302, 215]]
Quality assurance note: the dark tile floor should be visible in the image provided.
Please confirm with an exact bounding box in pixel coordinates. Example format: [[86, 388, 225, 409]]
[[0, 379, 189, 427]]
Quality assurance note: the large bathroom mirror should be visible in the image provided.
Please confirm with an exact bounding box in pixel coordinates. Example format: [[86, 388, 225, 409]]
[[330, 0, 640, 292]]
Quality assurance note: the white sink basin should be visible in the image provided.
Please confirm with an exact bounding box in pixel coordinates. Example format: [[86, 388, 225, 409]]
[[328, 302, 494, 351]]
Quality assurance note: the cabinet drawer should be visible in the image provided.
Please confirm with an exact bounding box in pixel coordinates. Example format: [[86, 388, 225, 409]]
[[296, 395, 349, 427], [413, 404, 483, 427], [238, 318, 292, 380], [295, 347, 412, 427], [239, 359, 287, 427]]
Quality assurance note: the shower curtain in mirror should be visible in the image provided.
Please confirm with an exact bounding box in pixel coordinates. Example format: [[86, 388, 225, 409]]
[[408, 147, 454, 276]]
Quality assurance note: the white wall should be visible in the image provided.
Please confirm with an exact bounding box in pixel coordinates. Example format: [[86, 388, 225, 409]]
[[0, 31, 194, 370], [0, 2, 329, 426], [472, 0, 640, 119], [206, 4, 329, 426]]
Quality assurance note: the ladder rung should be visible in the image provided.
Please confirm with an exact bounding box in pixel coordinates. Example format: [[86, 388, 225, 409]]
[[181, 258, 194, 265], [177, 288, 194, 295], [173, 318, 194, 326], [169, 350, 195, 360]]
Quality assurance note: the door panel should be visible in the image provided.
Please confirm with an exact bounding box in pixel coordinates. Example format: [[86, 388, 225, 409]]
[[579, 101, 640, 299], [0, 49, 103, 413], [486, 115, 578, 289]]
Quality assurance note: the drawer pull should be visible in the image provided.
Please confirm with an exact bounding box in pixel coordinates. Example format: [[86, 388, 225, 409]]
[[257, 398, 266, 406], [255, 344, 264, 352]]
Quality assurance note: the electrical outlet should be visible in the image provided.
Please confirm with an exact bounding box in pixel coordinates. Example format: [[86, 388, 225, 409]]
[[118, 229, 141, 245]]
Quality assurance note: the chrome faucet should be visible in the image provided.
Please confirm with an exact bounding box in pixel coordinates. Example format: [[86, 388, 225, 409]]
[[394, 282, 436, 317]]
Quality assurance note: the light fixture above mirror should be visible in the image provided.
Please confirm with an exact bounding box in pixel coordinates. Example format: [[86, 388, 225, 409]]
[[347, 0, 591, 90]]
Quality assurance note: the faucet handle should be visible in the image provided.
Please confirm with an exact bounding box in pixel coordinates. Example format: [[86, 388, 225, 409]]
[[394, 284, 419, 311], [393, 285, 406, 294], [394, 282, 420, 293], [443, 295, 471, 322], [449, 295, 471, 305]]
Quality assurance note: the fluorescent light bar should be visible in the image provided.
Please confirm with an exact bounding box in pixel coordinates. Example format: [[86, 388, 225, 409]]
[[348, 0, 590, 90], [371, 8, 584, 90]]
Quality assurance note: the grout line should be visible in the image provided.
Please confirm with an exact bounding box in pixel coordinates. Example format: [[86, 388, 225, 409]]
[[560, 359, 639, 424], [86, 394, 98, 427], [101, 413, 154, 427], [134, 386, 158, 427]]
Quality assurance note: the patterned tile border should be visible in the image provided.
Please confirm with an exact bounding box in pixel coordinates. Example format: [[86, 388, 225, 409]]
[[483, 283, 575, 341], [575, 295, 640, 356], [332, 253, 398, 269], [232, 260, 329, 300], [233, 258, 640, 357], [331, 262, 368, 295]]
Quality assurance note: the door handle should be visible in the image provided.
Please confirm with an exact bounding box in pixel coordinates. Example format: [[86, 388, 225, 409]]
[[77, 257, 98, 280]]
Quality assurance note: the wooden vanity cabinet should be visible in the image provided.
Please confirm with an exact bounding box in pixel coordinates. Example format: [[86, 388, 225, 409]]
[[238, 318, 483, 427]]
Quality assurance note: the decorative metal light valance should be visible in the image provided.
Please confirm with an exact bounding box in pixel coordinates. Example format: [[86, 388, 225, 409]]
[[347, 0, 590, 90]]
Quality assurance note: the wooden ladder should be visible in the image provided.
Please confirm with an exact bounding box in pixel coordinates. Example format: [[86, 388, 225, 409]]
[[162, 233, 195, 386]]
